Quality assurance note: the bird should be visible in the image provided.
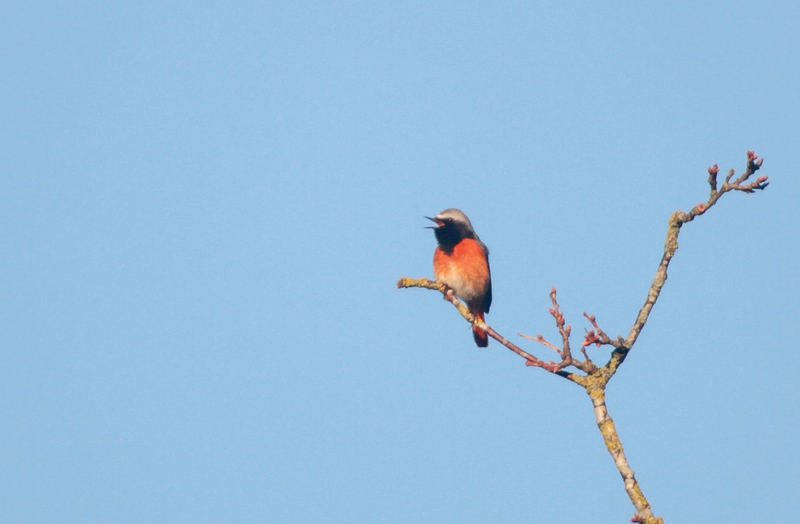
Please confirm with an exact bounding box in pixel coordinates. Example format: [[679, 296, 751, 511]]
[[426, 208, 492, 347]]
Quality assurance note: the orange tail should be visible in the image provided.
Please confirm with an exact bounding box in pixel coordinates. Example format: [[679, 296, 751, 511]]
[[472, 311, 488, 347]]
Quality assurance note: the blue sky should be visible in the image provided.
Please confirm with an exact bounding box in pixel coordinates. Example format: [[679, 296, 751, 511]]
[[2, 1, 798, 523]]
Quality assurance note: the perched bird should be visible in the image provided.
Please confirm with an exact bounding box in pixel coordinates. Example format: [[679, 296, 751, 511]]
[[426, 209, 492, 347]]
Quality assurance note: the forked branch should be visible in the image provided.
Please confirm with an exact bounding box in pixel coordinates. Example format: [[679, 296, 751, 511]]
[[398, 152, 768, 524]]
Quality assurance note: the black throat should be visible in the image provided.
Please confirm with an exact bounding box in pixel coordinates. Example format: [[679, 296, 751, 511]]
[[434, 222, 475, 255]]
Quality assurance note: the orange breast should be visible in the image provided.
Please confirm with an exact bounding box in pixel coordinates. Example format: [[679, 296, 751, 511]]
[[433, 239, 490, 303]]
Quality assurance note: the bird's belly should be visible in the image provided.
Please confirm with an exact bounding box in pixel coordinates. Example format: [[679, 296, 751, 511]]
[[434, 242, 490, 303]]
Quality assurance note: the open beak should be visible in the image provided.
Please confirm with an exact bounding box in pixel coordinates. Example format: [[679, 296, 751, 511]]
[[424, 216, 443, 229]]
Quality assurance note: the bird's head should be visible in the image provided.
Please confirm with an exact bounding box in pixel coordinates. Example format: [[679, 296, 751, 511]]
[[425, 208, 478, 247]]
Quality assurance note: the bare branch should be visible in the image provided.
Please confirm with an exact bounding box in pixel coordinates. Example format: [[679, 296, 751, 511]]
[[611, 151, 768, 374], [587, 385, 664, 524], [397, 277, 576, 380], [397, 151, 768, 524], [517, 288, 598, 374]]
